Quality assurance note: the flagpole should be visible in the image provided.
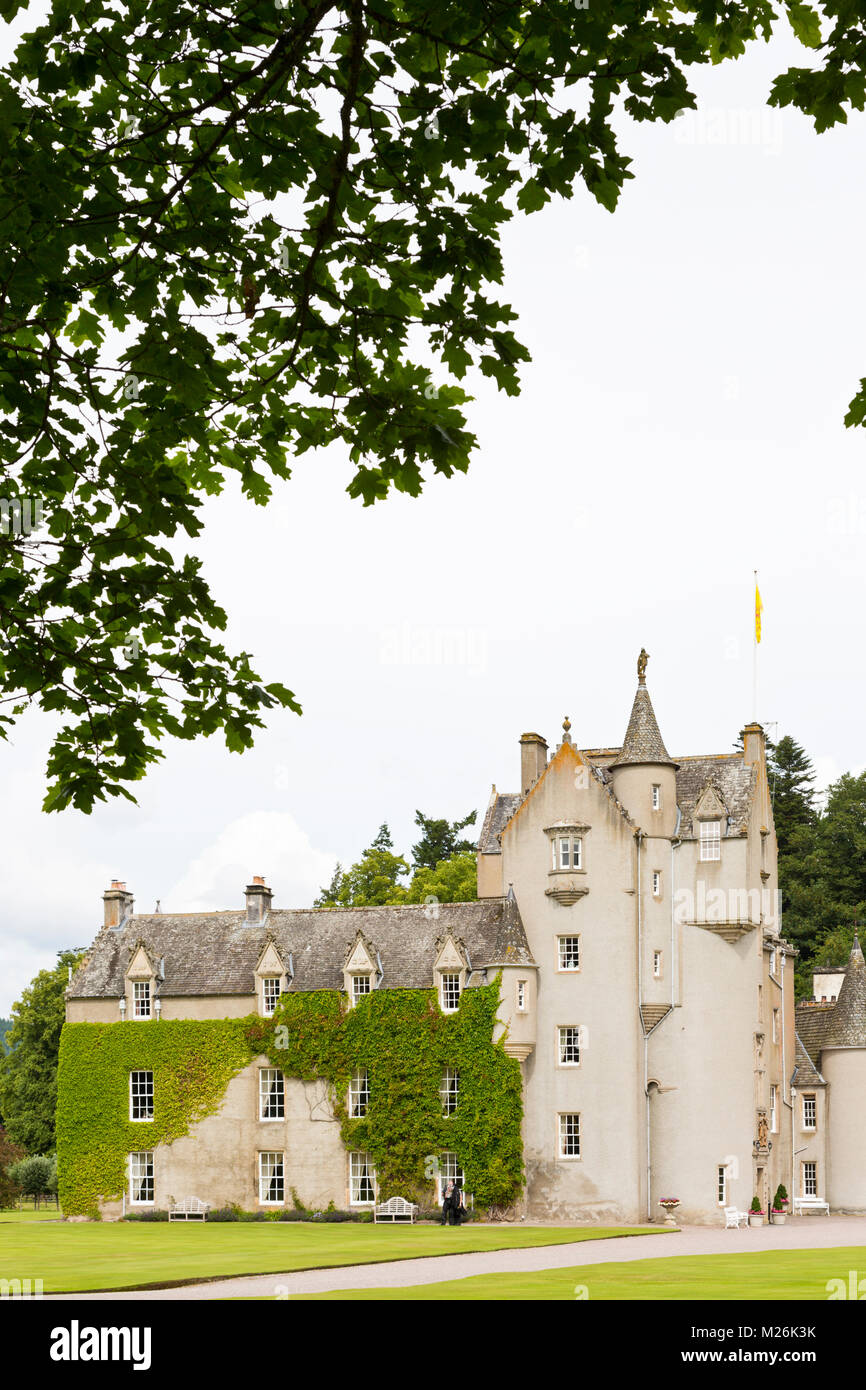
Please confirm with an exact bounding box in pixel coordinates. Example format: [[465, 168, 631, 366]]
[[753, 569, 759, 723]]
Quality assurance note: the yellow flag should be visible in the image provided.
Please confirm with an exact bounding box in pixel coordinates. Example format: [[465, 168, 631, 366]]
[[755, 581, 763, 644]]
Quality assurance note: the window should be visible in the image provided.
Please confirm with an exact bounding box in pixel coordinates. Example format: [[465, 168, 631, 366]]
[[803, 1161, 817, 1197], [259, 1068, 285, 1121], [558, 1026, 581, 1066], [770, 1085, 778, 1134], [757, 984, 763, 1020], [130, 1071, 153, 1122], [699, 821, 721, 862], [129, 1151, 154, 1204], [652, 784, 661, 811], [133, 981, 151, 1019], [557, 936, 580, 971], [717, 1165, 727, 1206], [436, 1152, 464, 1203], [516, 980, 527, 1011], [652, 870, 661, 897], [770, 948, 777, 977], [349, 1068, 369, 1118], [262, 977, 281, 1017], [349, 1151, 376, 1205], [803, 1094, 816, 1130], [259, 1151, 284, 1204], [653, 951, 662, 979], [772, 1009, 779, 1044], [440, 973, 461, 1012], [553, 835, 582, 870], [558, 1113, 580, 1158], [440, 1068, 459, 1116], [351, 974, 371, 1005]]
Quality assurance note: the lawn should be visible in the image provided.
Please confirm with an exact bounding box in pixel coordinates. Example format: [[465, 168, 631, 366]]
[[0, 1208, 63, 1223], [290, 1245, 866, 1301], [0, 1221, 660, 1294]]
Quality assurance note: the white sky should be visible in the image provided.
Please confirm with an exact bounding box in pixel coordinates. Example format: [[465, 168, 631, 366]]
[[2, 20, 865, 1014]]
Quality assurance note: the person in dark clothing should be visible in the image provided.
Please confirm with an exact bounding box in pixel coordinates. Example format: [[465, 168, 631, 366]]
[[448, 1182, 466, 1225], [441, 1180, 453, 1226]]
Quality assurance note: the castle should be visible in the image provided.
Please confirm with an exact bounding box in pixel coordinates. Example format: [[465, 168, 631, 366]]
[[62, 653, 866, 1221]]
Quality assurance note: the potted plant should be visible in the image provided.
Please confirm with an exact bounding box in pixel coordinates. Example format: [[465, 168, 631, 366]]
[[749, 1196, 764, 1228], [658, 1197, 680, 1227], [771, 1185, 788, 1224]]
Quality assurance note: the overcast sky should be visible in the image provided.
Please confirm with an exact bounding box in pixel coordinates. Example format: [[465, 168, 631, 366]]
[[2, 18, 865, 1015]]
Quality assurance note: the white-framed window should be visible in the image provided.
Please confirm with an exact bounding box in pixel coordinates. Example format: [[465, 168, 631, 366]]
[[558, 1113, 580, 1158], [557, 936, 580, 972], [802, 1160, 817, 1197], [440, 973, 461, 1012], [652, 784, 661, 811], [436, 1152, 464, 1203], [717, 1165, 727, 1206], [699, 821, 721, 862], [653, 950, 662, 979], [259, 1068, 285, 1121], [349, 1068, 369, 1118], [129, 1070, 154, 1122], [516, 980, 527, 1011], [262, 977, 281, 1017], [440, 1068, 459, 1116], [557, 1026, 581, 1066], [133, 981, 151, 1019], [652, 870, 661, 897], [349, 1151, 376, 1205], [129, 1151, 154, 1204], [772, 1009, 779, 1044], [803, 1094, 816, 1131], [258, 1151, 284, 1204], [769, 948, 777, 977], [351, 974, 372, 1005], [552, 835, 582, 870], [770, 1085, 778, 1134]]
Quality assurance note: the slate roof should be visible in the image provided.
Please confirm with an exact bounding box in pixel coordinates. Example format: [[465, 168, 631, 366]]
[[610, 686, 676, 768], [821, 938, 866, 1048], [792, 1031, 826, 1087], [478, 750, 756, 852], [68, 898, 535, 1000], [795, 1002, 836, 1067]]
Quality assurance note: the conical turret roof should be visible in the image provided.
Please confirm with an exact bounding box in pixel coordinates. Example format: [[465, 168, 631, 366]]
[[611, 651, 677, 769], [823, 935, 866, 1048]]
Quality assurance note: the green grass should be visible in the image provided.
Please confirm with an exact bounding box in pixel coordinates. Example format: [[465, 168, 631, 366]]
[[0, 1208, 62, 1223], [0, 1222, 660, 1293], [289, 1246, 866, 1301]]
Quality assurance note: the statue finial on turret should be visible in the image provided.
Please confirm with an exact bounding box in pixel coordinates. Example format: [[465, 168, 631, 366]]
[[637, 648, 649, 686]]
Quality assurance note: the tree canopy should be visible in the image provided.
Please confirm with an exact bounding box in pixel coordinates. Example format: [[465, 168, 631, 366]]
[[314, 813, 477, 906], [1, 0, 858, 811], [0, 948, 86, 1153]]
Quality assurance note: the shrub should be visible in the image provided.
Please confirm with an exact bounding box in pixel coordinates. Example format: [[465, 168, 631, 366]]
[[124, 1208, 169, 1222], [207, 1205, 240, 1222]]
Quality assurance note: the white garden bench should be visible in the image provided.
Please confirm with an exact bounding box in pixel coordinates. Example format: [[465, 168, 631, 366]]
[[374, 1196, 418, 1224], [724, 1206, 749, 1228], [168, 1197, 210, 1222], [792, 1197, 830, 1216]]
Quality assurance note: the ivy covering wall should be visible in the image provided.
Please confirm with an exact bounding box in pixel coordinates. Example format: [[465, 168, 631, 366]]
[[57, 981, 524, 1217]]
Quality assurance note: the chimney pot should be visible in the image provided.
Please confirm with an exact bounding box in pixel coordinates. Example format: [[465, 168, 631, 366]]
[[103, 880, 134, 930]]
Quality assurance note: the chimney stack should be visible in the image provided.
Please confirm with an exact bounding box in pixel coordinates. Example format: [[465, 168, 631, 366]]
[[520, 732, 548, 793], [103, 880, 134, 929], [741, 722, 766, 768], [245, 875, 273, 923]]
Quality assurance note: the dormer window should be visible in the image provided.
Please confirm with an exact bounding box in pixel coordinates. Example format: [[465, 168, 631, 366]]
[[262, 977, 281, 1017], [699, 821, 721, 862], [352, 974, 372, 1005], [133, 981, 151, 1019], [552, 835, 582, 871], [440, 973, 461, 1012]]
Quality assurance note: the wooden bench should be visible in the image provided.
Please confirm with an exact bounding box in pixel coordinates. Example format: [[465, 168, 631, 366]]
[[168, 1197, 210, 1222], [793, 1197, 829, 1216], [374, 1196, 418, 1224], [724, 1206, 749, 1228]]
